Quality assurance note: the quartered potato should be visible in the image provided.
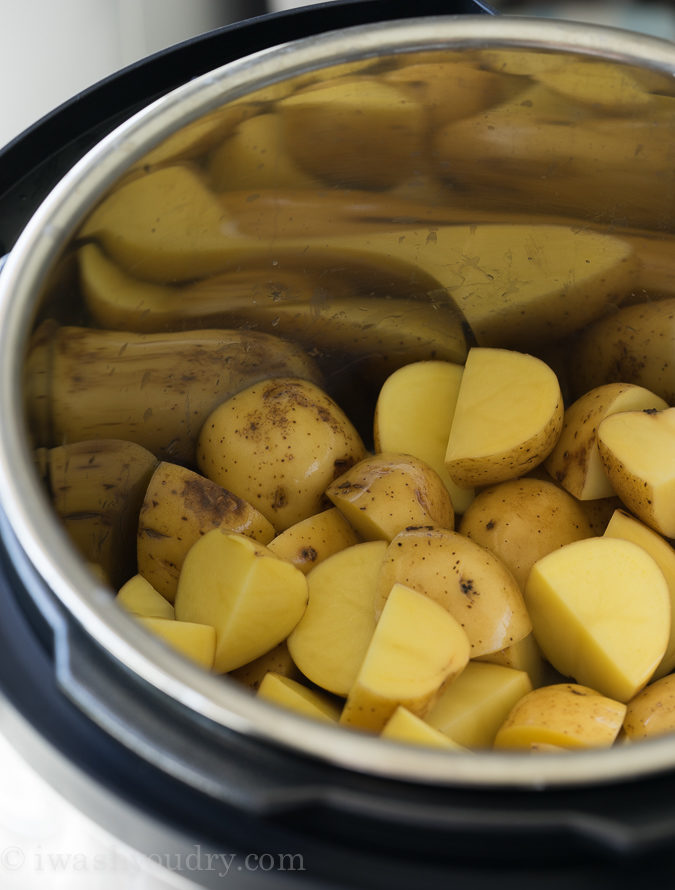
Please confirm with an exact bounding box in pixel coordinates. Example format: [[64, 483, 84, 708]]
[[494, 684, 626, 750], [445, 347, 563, 487], [340, 583, 470, 733], [545, 383, 668, 500], [525, 536, 670, 702], [597, 407, 675, 538], [326, 452, 454, 542]]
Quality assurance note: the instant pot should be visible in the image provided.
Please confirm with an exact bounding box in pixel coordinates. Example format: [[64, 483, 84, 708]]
[[1, 2, 675, 887]]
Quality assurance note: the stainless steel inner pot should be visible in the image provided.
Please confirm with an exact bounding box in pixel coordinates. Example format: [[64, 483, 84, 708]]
[[0, 14, 674, 792]]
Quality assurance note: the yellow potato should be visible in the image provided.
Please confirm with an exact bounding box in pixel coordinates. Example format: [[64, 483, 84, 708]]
[[567, 298, 675, 405], [44, 438, 158, 589], [287, 541, 387, 697], [604, 509, 675, 679], [207, 111, 317, 191], [278, 77, 426, 190], [445, 348, 563, 487], [116, 574, 175, 619], [475, 634, 547, 690], [623, 675, 675, 742], [137, 461, 274, 603], [174, 530, 308, 673], [426, 661, 533, 749], [266, 507, 360, 575], [459, 478, 592, 589], [197, 377, 366, 532], [525, 536, 670, 702], [340, 582, 470, 733], [381, 707, 467, 750], [545, 383, 668, 500], [375, 526, 531, 657], [257, 673, 341, 724], [137, 617, 216, 670], [229, 641, 299, 692], [494, 684, 626, 750], [597, 407, 675, 538], [326, 453, 454, 542], [373, 360, 474, 513]]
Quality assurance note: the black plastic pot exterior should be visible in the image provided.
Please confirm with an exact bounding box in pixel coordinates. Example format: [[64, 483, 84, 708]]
[[1, 4, 675, 888]]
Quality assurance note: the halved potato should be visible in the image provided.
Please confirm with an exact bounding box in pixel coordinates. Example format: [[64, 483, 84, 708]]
[[604, 509, 675, 679], [287, 541, 387, 697], [375, 526, 531, 657], [373, 360, 473, 513], [525, 536, 670, 701], [545, 383, 668, 500], [174, 531, 308, 673], [340, 582, 470, 733], [494, 683, 626, 750], [445, 348, 563, 487], [266, 508, 360, 574], [116, 574, 175, 619], [326, 453, 454, 542], [137, 617, 216, 670], [597, 407, 675, 538], [381, 707, 467, 750], [425, 661, 532, 748]]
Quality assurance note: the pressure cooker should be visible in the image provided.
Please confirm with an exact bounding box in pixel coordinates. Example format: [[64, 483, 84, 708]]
[[1, 1, 674, 887]]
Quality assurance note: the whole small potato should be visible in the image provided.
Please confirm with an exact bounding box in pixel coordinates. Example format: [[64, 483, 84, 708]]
[[460, 478, 593, 590], [197, 377, 366, 531]]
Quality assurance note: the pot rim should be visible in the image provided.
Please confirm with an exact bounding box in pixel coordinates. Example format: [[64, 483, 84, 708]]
[[1, 14, 675, 790]]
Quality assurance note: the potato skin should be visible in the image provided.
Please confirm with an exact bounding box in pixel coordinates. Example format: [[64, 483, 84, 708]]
[[567, 298, 675, 405], [459, 478, 592, 589], [197, 377, 367, 532]]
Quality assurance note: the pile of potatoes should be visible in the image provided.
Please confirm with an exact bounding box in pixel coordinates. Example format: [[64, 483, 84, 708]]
[[29, 49, 675, 756], [107, 345, 675, 754]]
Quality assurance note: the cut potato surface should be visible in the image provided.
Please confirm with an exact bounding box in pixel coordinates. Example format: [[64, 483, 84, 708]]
[[116, 574, 175, 620], [376, 526, 531, 657], [373, 360, 474, 513], [494, 683, 626, 750], [426, 661, 533, 748], [604, 509, 675, 680], [545, 383, 668, 501], [445, 347, 563, 487], [287, 541, 387, 697], [174, 530, 308, 673], [381, 707, 467, 750], [525, 536, 670, 702], [340, 583, 470, 733], [597, 407, 675, 539], [138, 617, 216, 670], [257, 672, 341, 723]]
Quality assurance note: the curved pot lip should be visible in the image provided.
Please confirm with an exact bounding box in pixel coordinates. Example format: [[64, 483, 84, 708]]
[[1, 14, 675, 791]]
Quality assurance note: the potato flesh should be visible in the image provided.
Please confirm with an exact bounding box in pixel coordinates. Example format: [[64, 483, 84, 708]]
[[545, 383, 668, 501], [604, 509, 675, 679], [116, 574, 175, 620], [257, 672, 341, 723], [525, 537, 670, 702], [174, 530, 308, 673], [597, 407, 675, 539], [286, 541, 387, 697], [445, 347, 563, 487], [340, 583, 471, 732], [373, 360, 474, 513], [138, 617, 216, 670], [375, 526, 532, 657], [381, 707, 467, 750], [426, 662, 533, 748]]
